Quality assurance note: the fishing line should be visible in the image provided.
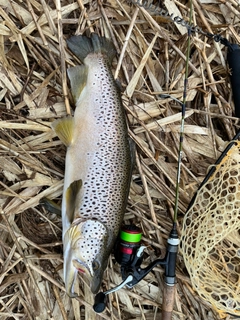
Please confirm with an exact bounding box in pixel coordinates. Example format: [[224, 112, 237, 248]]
[[172, 5, 192, 225], [128, 0, 227, 44]]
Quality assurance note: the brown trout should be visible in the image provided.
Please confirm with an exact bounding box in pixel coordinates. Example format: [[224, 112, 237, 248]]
[[52, 34, 132, 297]]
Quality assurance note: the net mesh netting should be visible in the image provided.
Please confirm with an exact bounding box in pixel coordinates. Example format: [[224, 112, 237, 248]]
[[181, 141, 240, 318]]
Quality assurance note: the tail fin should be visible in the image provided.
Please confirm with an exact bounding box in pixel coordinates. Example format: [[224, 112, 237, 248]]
[[67, 34, 116, 63]]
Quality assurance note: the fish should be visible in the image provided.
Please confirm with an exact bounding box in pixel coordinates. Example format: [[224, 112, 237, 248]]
[[51, 34, 132, 297]]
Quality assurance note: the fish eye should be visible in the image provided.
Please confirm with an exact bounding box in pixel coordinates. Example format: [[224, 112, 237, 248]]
[[92, 260, 100, 271]]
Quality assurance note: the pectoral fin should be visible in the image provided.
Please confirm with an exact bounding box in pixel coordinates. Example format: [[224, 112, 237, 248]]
[[65, 179, 82, 223], [51, 116, 74, 147]]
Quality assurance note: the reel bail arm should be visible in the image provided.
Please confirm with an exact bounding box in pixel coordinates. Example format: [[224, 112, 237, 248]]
[[93, 224, 179, 313]]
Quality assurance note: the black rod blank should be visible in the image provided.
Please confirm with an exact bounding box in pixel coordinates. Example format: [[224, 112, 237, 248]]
[[227, 43, 240, 118]]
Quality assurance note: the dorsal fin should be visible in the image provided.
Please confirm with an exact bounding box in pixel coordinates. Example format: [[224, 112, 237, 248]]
[[67, 65, 88, 104]]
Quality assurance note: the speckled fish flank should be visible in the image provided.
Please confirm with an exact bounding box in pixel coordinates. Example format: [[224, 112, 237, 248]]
[[51, 34, 132, 297]]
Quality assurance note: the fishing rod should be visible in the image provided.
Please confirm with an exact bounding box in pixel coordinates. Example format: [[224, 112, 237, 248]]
[[93, 1, 240, 318]]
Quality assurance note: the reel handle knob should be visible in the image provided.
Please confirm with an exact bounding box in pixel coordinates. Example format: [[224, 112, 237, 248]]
[[93, 292, 106, 313]]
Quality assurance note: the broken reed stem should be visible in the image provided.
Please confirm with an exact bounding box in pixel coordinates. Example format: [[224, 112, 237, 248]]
[[55, 0, 71, 115], [114, 7, 139, 79], [76, 0, 94, 33]]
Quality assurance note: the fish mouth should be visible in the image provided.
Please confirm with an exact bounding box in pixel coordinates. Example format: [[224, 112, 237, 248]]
[[64, 259, 78, 298], [73, 259, 91, 275], [74, 259, 104, 294], [66, 260, 103, 295], [65, 259, 92, 298]]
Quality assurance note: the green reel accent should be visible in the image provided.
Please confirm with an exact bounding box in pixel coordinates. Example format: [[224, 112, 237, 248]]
[[120, 230, 142, 243]]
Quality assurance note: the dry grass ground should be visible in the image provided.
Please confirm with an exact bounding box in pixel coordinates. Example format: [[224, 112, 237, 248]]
[[0, 0, 239, 319]]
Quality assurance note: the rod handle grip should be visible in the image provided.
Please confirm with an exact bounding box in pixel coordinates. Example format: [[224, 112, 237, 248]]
[[162, 283, 175, 320]]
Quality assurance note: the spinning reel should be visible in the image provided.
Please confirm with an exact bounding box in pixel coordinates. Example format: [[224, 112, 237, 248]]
[[93, 224, 179, 313]]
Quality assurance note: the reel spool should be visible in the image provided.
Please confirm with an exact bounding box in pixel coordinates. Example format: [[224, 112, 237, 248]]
[[93, 225, 142, 313], [114, 225, 142, 267]]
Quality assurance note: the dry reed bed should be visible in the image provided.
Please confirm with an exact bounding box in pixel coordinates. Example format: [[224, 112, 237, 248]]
[[0, 0, 239, 319]]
